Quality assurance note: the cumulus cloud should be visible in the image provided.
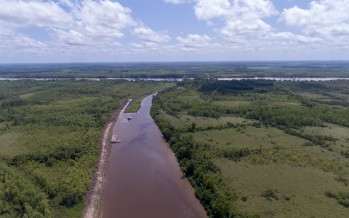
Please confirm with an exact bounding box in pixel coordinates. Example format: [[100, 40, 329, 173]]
[[194, 0, 231, 20], [0, 0, 72, 28], [193, 0, 277, 39], [47, 0, 138, 48], [177, 34, 210, 44], [176, 34, 211, 51], [75, 0, 136, 39], [0, 0, 169, 54], [176, 34, 220, 51], [1, 0, 349, 61], [0, 26, 47, 60], [282, 0, 349, 37], [133, 26, 170, 43], [191, 0, 327, 49], [130, 41, 161, 51], [267, 32, 322, 44], [50, 29, 87, 46]]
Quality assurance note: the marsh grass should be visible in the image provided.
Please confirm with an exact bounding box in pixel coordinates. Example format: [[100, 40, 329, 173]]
[[152, 80, 349, 217], [215, 159, 349, 218], [0, 130, 26, 156]]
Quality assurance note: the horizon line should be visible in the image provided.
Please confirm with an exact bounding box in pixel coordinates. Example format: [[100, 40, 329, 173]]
[[1, 60, 349, 65]]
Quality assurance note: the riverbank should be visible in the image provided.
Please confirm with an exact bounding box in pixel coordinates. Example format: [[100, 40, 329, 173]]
[[83, 99, 132, 218]]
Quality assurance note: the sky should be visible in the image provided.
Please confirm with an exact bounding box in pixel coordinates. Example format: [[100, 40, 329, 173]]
[[0, 0, 349, 63]]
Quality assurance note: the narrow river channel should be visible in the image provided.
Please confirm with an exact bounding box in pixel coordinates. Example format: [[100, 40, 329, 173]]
[[103, 95, 207, 218]]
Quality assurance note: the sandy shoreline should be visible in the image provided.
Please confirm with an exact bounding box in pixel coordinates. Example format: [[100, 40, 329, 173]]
[[83, 99, 132, 218]]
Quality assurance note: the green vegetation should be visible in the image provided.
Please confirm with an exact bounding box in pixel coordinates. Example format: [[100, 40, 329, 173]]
[[2, 62, 349, 218], [0, 80, 165, 217], [125, 99, 142, 113], [152, 79, 349, 217], [2, 61, 349, 79]]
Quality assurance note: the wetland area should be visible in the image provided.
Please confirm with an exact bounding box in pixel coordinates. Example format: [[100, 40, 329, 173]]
[[1, 62, 349, 218]]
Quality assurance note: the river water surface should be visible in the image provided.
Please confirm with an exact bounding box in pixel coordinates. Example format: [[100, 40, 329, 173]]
[[2, 77, 349, 81], [103, 95, 207, 218]]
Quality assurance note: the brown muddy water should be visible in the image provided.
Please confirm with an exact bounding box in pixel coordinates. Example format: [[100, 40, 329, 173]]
[[103, 95, 207, 218]]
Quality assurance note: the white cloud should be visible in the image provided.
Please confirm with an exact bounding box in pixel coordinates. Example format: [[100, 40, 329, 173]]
[[193, 0, 277, 39], [1, 0, 349, 61], [280, 0, 349, 51], [0, 32, 46, 50], [194, 0, 231, 20], [0, 27, 47, 60], [133, 26, 170, 43], [50, 29, 87, 46], [282, 0, 349, 38], [0, 0, 170, 55], [176, 34, 219, 51], [191, 0, 328, 50], [177, 34, 211, 44], [221, 18, 271, 38], [165, 0, 193, 4], [0, 0, 72, 28], [130, 41, 160, 50], [72, 0, 136, 39], [267, 32, 322, 44]]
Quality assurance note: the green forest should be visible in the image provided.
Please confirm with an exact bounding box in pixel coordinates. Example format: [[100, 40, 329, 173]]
[[151, 79, 349, 217], [2, 62, 349, 79], [0, 80, 165, 217], [1, 73, 349, 218]]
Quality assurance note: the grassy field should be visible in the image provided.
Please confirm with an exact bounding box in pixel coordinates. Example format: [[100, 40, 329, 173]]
[[0, 130, 25, 156], [152, 80, 349, 217], [0, 80, 166, 217], [215, 160, 349, 218], [191, 126, 306, 150], [125, 99, 142, 113]]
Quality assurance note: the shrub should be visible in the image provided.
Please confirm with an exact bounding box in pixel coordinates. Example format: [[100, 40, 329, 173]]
[[262, 189, 279, 201]]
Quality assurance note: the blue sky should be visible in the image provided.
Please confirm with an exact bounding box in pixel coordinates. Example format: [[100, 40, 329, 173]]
[[0, 0, 349, 63]]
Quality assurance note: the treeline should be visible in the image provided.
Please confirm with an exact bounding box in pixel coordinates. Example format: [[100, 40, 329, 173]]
[[2, 62, 349, 78], [237, 104, 323, 128], [151, 101, 236, 217], [159, 80, 349, 130], [285, 128, 337, 149], [284, 81, 349, 107], [154, 92, 324, 129], [199, 80, 274, 94]]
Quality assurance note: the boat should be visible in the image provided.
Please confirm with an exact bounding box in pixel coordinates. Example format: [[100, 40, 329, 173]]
[[111, 135, 121, 143]]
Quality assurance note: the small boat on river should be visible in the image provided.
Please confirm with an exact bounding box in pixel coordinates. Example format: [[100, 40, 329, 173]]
[[111, 135, 121, 143]]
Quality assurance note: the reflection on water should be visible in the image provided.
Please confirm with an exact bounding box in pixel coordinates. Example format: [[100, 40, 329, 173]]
[[217, 77, 349, 81], [0, 77, 184, 81], [103, 95, 207, 218]]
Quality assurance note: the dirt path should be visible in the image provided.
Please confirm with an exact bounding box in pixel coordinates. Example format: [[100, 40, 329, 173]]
[[83, 99, 132, 218]]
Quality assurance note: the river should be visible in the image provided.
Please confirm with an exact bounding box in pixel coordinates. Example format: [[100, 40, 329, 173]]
[[102, 95, 207, 218], [1, 77, 349, 82]]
